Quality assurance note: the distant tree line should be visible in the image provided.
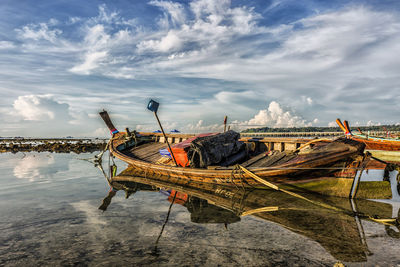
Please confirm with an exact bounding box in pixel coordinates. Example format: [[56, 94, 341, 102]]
[[241, 125, 400, 133]]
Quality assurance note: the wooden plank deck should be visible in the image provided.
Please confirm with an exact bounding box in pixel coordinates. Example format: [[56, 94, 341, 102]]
[[124, 142, 168, 163]]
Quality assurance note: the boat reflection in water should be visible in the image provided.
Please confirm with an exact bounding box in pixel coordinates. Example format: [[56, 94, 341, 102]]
[[100, 166, 400, 264]]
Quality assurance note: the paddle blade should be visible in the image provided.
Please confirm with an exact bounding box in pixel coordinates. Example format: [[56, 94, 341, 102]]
[[147, 99, 159, 113], [99, 110, 119, 134]]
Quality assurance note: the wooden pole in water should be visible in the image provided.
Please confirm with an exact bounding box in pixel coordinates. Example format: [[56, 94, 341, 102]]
[[349, 152, 371, 199]]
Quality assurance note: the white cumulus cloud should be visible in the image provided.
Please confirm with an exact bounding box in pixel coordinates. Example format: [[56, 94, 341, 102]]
[[244, 101, 312, 128]]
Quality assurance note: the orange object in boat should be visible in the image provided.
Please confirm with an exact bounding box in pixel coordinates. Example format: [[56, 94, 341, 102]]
[[168, 133, 217, 167]]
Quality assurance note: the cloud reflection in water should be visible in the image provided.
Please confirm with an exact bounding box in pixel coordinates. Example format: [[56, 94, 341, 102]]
[[13, 153, 68, 181]]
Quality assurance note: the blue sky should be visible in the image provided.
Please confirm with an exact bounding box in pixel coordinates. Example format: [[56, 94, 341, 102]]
[[1, 0, 400, 137]]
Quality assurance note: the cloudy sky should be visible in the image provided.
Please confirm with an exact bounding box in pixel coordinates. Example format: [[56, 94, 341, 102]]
[[1, 0, 399, 137]]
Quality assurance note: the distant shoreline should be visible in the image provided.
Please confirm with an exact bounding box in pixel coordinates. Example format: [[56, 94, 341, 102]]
[[0, 138, 107, 153]]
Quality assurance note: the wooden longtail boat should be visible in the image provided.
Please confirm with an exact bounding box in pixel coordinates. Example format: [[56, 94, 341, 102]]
[[336, 118, 400, 162], [98, 111, 378, 198], [102, 171, 398, 263]]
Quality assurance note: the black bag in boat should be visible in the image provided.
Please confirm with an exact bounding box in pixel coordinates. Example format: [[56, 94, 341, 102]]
[[187, 130, 245, 168]]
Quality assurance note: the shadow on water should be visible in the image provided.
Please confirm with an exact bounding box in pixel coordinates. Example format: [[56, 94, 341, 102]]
[[100, 164, 400, 264]]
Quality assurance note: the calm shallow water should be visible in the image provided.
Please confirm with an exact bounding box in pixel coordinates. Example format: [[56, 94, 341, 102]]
[[1, 152, 400, 266]]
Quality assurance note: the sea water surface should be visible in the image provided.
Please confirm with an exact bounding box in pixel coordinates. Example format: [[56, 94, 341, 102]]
[[1, 152, 400, 266]]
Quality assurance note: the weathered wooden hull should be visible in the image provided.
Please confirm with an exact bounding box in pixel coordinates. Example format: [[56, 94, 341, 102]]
[[109, 132, 365, 188]]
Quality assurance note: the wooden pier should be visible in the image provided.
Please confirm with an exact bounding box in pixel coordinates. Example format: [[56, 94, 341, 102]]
[[139, 130, 399, 153], [139, 132, 316, 152], [241, 130, 400, 138], [240, 132, 342, 138]]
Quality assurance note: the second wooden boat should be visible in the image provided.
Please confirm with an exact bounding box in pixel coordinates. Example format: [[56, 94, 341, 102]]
[[336, 118, 400, 162]]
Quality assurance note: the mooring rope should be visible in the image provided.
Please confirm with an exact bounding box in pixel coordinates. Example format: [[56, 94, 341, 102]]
[[77, 135, 117, 165]]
